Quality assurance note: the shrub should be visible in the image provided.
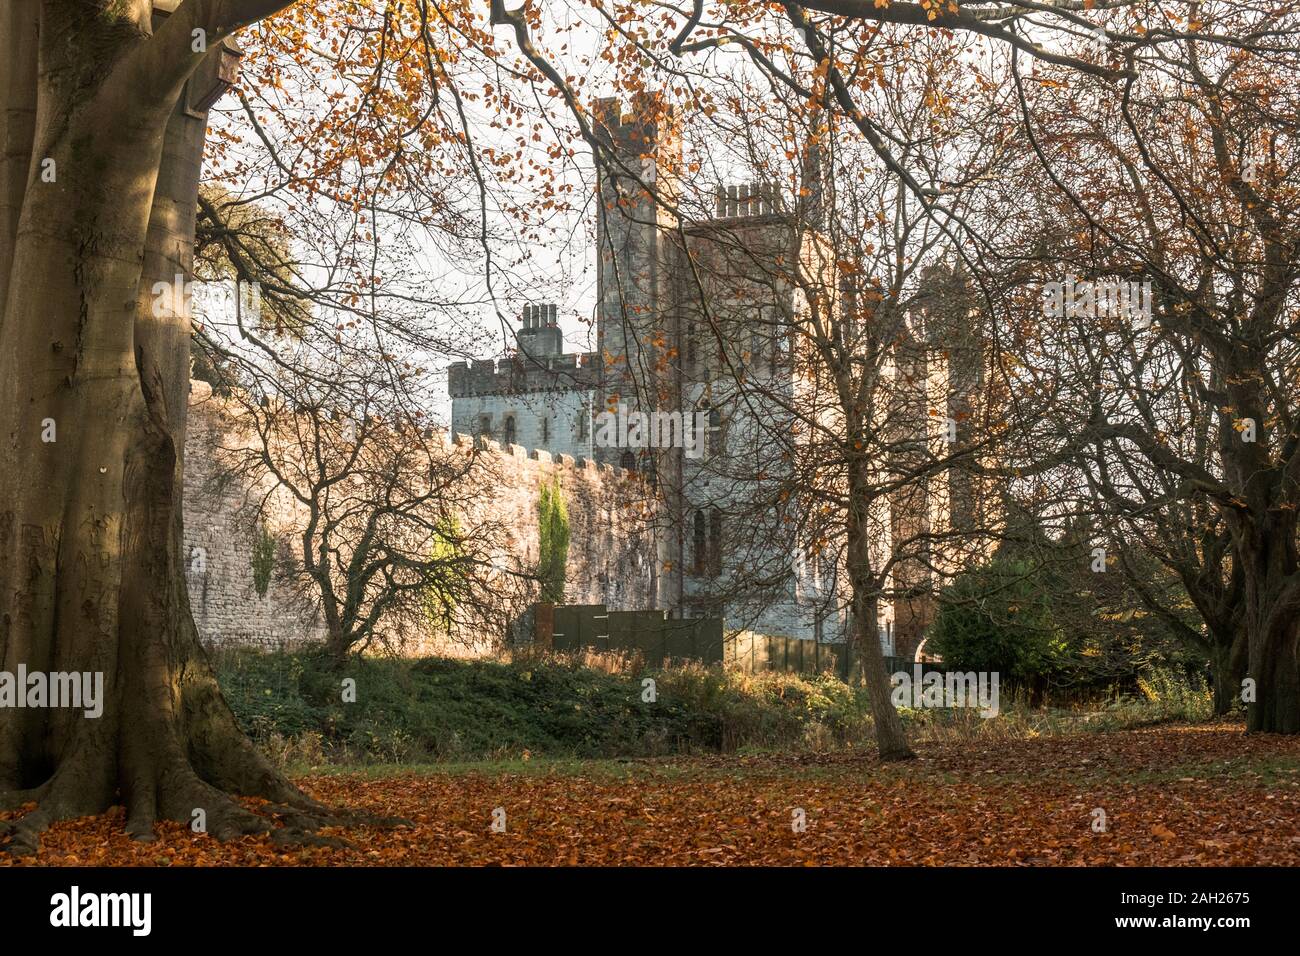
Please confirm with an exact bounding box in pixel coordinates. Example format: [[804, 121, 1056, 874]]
[[928, 558, 1067, 684], [213, 647, 1221, 768], [213, 648, 876, 765]]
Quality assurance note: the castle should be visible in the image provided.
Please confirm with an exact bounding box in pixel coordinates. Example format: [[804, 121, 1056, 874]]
[[182, 378, 658, 654], [85, 10, 991, 662], [447, 95, 998, 659], [175, 86, 996, 662]]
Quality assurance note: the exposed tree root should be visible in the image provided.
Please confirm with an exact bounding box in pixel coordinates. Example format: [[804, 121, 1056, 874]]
[[0, 771, 408, 858], [0, 786, 46, 812], [879, 748, 918, 763], [1, 715, 408, 858]]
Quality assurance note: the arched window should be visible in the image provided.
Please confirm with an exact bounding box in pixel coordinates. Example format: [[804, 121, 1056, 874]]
[[707, 408, 722, 458], [541, 416, 550, 444], [620, 450, 637, 472], [692, 511, 706, 575], [503, 415, 516, 446]]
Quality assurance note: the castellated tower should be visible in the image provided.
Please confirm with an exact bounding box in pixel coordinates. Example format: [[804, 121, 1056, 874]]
[[886, 263, 1004, 660], [592, 94, 684, 467], [446, 94, 996, 654], [911, 261, 1004, 569], [447, 303, 602, 462], [886, 306, 950, 660], [591, 94, 687, 611]]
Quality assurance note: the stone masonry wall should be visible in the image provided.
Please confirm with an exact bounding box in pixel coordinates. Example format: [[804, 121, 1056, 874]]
[[463, 439, 657, 616], [181, 381, 655, 655], [183, 381, 325, 651]]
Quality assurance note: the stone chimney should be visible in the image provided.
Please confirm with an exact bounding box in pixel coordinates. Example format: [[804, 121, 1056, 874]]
[[516, 303, 563, 359], [714, 182, 776, 219]]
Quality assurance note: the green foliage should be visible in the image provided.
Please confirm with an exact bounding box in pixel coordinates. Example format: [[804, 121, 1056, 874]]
[[929, 542, 1207, 698], [1128, 666, 1214, 725], [250, 523, 277, 598], [423, 513, 462, 634], [214, 649, 1220, 769], [213, 649, 875, 765], [537, 478, 570, 604], [928, 558, 1067, 683]]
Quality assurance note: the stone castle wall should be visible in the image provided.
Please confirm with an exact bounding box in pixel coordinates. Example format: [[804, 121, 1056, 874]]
[[451, 387, 596, 464], [459, 439, 657, 615], [181, 381, 656, 655], [183, 382, 330, 651]]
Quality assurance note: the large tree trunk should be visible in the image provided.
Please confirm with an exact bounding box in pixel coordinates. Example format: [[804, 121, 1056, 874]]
[[0, 0, 337, 858], [1247, 617, 1300, 733], [0, 0, 38, 313], [1238, 514, 1300, 733], [1209, 630, 1247, 718], [1243, 581, 1300, 733]]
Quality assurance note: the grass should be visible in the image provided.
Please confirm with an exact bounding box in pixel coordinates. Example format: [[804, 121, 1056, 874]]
[[213, 647, 1220, 773]]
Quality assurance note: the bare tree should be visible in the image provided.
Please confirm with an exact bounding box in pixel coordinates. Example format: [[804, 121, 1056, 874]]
[[987, 2, 1300, 729], [210, 348, 526, 663]]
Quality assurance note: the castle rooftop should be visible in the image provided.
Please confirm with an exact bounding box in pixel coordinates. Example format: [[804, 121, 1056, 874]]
[[448, 303, 601, 397]]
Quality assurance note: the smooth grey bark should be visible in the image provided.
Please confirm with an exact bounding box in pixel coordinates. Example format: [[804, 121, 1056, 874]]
[[0, 0, 342, 857]]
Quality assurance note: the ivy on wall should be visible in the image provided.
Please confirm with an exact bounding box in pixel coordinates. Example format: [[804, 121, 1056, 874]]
[[423, 513, 462, 633], [537, 478, 570, 604], [250, 523, 277, 598]]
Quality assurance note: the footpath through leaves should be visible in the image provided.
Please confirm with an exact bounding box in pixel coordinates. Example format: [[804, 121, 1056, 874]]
[[4, 725, 1297, 866]]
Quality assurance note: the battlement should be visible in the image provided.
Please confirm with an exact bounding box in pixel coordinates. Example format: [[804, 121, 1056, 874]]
[[449, 432, 644, 483], [594, 93, 678, 157], [181, 379, 656, 655], [447, 351, 602, 398]]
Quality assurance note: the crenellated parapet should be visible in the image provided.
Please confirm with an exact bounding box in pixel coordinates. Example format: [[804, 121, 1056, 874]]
[[593, 92, 680, 162], [447, 351, 602, 398], [182, 380, 657, 655], [451, 433, 644, 483]]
